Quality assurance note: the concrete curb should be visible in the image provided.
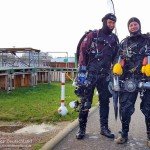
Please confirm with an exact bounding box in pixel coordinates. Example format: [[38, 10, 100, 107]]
[[41, 105, 98, 150]]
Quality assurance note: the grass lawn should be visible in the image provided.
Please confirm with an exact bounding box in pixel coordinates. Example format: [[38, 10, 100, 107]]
[[0, 82, 98, 123]]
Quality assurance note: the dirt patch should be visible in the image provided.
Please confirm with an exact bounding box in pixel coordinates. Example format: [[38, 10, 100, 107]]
[[0, 125, 24, 133], [0, 121, 71, 150]]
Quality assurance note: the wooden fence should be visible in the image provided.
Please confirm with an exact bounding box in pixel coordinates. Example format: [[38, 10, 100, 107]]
[[0, 67, 77, 91]]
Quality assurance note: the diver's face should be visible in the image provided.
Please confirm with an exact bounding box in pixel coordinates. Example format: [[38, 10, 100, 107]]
[[107, 19, 116, 30], [128, 21, 140, 33]]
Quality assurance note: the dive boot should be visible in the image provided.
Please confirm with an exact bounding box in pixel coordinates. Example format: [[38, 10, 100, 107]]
[[76, 118, 87, 140], [147, 132, 150, 147], [147, 139, 150, 148], [114, 131, 128, 144], [100, 126, 115, 139], [76, 129, 85, 139]]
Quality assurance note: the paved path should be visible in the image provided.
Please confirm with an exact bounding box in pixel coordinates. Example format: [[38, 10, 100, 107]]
[[54, 96, 149, 150]]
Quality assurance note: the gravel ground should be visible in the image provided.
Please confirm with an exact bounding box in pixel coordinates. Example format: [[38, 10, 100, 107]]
[[0, 121, 71, 150]]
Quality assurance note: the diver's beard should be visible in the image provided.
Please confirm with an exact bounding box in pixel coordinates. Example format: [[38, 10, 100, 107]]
[[130, 30, 141, 36], [102, 25, 113, 35]]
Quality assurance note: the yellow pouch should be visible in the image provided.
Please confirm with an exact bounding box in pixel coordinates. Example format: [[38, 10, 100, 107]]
[[113, 63, 123, 75], [145, 64, 150, 77]]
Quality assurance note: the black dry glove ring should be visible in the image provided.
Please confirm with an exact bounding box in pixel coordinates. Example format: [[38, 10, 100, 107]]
[[84, 102, 91, 110]]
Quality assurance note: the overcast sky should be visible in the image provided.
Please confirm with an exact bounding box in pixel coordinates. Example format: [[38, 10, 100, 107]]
[[0, 0, 149, 57]]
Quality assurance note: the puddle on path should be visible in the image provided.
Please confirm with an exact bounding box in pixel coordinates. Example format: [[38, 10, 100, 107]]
[[14, 123, 55, 134]]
